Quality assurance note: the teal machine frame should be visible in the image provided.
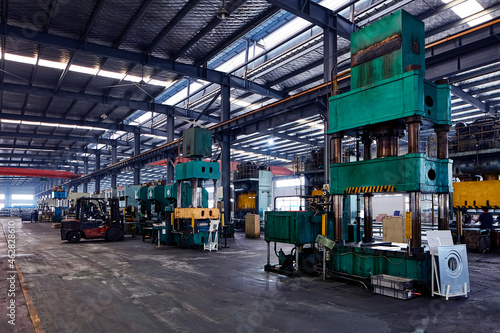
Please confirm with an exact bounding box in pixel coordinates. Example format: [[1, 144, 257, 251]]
[[170, 127, 221, 249], [326, 10, 452, 288], [264, 11, 452, 289]]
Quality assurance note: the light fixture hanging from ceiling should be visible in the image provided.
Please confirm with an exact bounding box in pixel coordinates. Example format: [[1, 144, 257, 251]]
[[217, 0, 230, 20]]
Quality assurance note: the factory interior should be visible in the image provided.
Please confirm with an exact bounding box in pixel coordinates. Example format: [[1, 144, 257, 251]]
[[1, 0, 500, 332]]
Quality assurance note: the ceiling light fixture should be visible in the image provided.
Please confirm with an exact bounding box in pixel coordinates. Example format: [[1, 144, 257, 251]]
[[217, 0, 230, 20]]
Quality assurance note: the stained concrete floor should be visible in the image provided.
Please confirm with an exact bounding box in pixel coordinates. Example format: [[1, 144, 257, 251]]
[[1, 220, 500, 333]]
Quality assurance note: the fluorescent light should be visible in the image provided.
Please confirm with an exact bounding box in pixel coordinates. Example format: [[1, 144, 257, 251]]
[[1, 119, 21, 124], [4, 53, 37, 65], [124, 74, 143, 83], [98, 70, 126, 80], [70, 65, 99, 75], [21, 121, 41, 126], [38, 59, 67, 70]]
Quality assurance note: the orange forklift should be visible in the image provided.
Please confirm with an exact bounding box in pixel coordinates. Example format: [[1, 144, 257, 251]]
[[61, 197, 124, 243]]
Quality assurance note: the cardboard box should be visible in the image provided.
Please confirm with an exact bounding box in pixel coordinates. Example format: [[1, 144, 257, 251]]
[[245, 214, 260, 238], [382, 216, 406, 243]]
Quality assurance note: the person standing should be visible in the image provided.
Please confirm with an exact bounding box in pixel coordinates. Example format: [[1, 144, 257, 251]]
[[478, 207, 493, 230]]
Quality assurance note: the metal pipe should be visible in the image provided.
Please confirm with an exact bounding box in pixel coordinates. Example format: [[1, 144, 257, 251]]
[[267, 241, 270, 266], [332, 133, 342, 164], [177, 181, 182, 208], [362, 135, 371, 160], [192, 179, 198, 208], [438, 193, 450, 230], [376, 135, 399, 157], [334, 195, 343, 242], [457, 210, 463, 244], [295, 246, 300, 272], [436, 125, 450, 159], [407, 116, 422, 154], [410, 192, 422, 251], [363, 194, 373, 242]]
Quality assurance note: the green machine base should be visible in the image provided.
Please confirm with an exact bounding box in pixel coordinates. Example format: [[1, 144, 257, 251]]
[[172, 231, 212, 249], [329, 245, 431, 290]]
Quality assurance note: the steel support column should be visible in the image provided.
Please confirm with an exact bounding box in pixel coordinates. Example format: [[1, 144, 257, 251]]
[[134, 132, 141, 185], [111, 143, 117, 188], [410, 191, 422, 252], [363, 194, 374, 243], [95, 151, 101, 193], [83, 157, 89, 193], [166, 114, 175, 184], [221, 84, 231, 224], [436, 125, 450, 230], [73, 165, 78, 192], [323, 14, 337, 196], [332, 133, 343, 242]]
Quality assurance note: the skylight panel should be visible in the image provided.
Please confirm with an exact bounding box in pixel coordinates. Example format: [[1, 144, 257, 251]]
[[441, 0, 492, 27]]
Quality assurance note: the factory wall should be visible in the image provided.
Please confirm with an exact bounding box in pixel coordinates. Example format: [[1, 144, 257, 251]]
[[0, 185, 37, 207]]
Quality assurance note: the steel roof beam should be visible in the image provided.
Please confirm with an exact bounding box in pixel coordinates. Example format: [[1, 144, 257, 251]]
[[0, 143, 132, 156], [1, 82, 220, 124], [145, 0, 202, 55], [0, 112, 170, 137], [266, 0, 355, 40], [1, 131, 133, 147], [0, 23, 285, 100], [425, 20, 500, 80], [450, 86, 492, 114], [170, 0, 247, 61]]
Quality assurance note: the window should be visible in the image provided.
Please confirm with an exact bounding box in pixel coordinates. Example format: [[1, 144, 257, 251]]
[[12, 194, 34, 200], [275, 177, 303, 188]]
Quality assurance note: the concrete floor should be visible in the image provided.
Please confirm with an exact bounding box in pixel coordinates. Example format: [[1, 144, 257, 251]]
[[1, 220, 500, 333]]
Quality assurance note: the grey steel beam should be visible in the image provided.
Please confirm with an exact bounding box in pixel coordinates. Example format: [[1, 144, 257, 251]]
[[448, 63, 500, 84], [145, 0, 202, 55], [0, 131, 132, 147], [0, 23, 285, 100], [1, 82, 220, 124], [195, 6, 280, 66], [450, 85, 491, 114], [0, 144, 131, 156], [266, 0, 355, 39], [426, 3, 500, 38], [0, 112, 170, 137], [221, 84, 231, 223], [425, 21, 500, 80], [114, 0, 155, 47], [166, 114, 174, 184], [417, 0, 468, 21], [171, 0, 247, 61]]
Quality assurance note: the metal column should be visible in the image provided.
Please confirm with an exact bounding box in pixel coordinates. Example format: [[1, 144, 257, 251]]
[[323, 15, 337, 187], [73, 165, 78, 192], [83, 157, 88, 193], [332, 133, 343, 242], [134, 132, 141, 185], [436, 125, 450, 230], [111, 143, 117, 188], [363, 194, 373, 242], [410, 191, 422, 252], [221, 83, 231, 224], [95, 151, 101, 193], [166, 114, 175, 184]]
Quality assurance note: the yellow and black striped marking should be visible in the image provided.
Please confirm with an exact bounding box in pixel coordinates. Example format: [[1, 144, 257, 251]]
[[345, 185, 395, 194]]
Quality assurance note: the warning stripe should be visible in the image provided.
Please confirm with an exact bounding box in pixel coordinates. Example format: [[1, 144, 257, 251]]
[[344, 185, 395, 194]]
